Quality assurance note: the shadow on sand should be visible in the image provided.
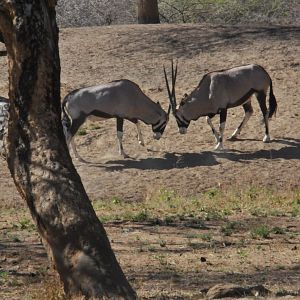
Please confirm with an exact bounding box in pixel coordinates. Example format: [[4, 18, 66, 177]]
[[217, 137, 300, 162], [81, 137, 300, 171]]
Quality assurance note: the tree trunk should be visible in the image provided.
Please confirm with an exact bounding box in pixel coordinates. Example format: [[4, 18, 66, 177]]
[[0, 1, 136, 299], [137, 0, 160, 24]]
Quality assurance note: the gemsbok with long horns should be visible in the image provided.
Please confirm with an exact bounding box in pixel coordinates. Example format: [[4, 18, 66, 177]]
[[62, 79, 170, 161], [164, 61, 277, 150]]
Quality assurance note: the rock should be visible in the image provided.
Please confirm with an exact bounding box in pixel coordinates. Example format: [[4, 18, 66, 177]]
[[206, 283, 271, 299], [200, 257, 207, 262]]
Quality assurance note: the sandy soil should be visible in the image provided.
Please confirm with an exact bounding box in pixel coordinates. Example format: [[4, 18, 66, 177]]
[[0, 23, 300, 299]]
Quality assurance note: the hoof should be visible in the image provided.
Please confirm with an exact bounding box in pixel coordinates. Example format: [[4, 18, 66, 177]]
[[227, 135, 239, 141], [263, 135, 270, 143], [214, 143, 224, 151], [76, 157, 88, 163], [139, 141, 145, 147], [121, 153, 130, 159]]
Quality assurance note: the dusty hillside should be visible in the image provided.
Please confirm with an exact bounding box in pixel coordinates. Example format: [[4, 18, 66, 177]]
[[55, 25, 300, 202], [0, 24, 299, 299]]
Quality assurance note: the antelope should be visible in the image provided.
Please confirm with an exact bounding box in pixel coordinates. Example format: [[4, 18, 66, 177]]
[[164, 62, 277, 150], [62, 79, 170, 161], [0, 97, 9, 153]]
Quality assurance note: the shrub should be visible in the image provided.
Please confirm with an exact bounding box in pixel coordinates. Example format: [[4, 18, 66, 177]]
[[56, 0, 300, 27]]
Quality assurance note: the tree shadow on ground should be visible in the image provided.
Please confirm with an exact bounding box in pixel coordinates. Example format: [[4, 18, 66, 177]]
[[108, 218, 300, 296], [0, 239, 47, 278], [131, 264, 300, 296], [148, 25, 300, 58], [106, 24, 300, 63], [216, 137, 300, 162]]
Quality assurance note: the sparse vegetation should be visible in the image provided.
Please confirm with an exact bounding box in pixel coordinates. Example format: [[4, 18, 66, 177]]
[[88, 122, 102, 130], [76, 128, 88, 136], [221, 221, 241, 236], [199, 233, 213, 242], [18, 218, 35, 231], [56, 0, 300, 27], [250, 225, 271, 239], [56, 0, 136, 27], [93, 187, 300, 224], [1, 185, 300, 298], [159, 0, 300, 24]]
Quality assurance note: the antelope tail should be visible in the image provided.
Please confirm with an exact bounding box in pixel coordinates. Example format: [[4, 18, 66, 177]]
[[61, 97, 72, 129], [268, 79, 277, 119]]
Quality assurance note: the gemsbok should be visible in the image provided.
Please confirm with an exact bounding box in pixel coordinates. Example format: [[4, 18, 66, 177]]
[[0, 96, 9, 154], [62, 79, 170, 161], [164, 61, 277, 150]]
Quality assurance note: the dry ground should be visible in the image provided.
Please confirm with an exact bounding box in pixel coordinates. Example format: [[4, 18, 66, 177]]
[[0, 24, 300, 299]]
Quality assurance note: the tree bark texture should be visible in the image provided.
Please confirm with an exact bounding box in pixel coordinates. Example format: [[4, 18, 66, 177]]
[[0, 1, 136, 299], [137, 0, 160, 24]]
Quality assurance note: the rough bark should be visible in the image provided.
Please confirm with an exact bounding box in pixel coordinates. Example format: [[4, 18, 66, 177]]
[[137, 0, 160, 24], [0, 1, 136, 299]]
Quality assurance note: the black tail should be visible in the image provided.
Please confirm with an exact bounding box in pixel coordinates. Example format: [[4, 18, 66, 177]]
[[61, 97, 72, 129], [268, 80, 277, 119]]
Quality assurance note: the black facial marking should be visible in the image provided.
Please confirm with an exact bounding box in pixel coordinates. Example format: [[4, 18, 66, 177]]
[[175, 114, 190, 129], [153, 120, 167, 134]]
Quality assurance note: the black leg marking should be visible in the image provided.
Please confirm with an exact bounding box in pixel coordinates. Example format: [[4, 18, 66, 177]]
[[219, 109, 227, 144], [220, 109, 227, 124], [116, 117, 124, 133], [116, 117, 129, 157], [229, 101, 254, 141], [238, 102, 253, 130], [256, 92, 269, 137]]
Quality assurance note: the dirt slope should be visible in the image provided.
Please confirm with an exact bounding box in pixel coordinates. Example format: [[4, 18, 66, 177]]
[[1, 24, 300, 203]]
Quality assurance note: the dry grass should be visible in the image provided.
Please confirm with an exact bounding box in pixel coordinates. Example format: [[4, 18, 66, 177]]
[[93, 186, 300, 224]]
